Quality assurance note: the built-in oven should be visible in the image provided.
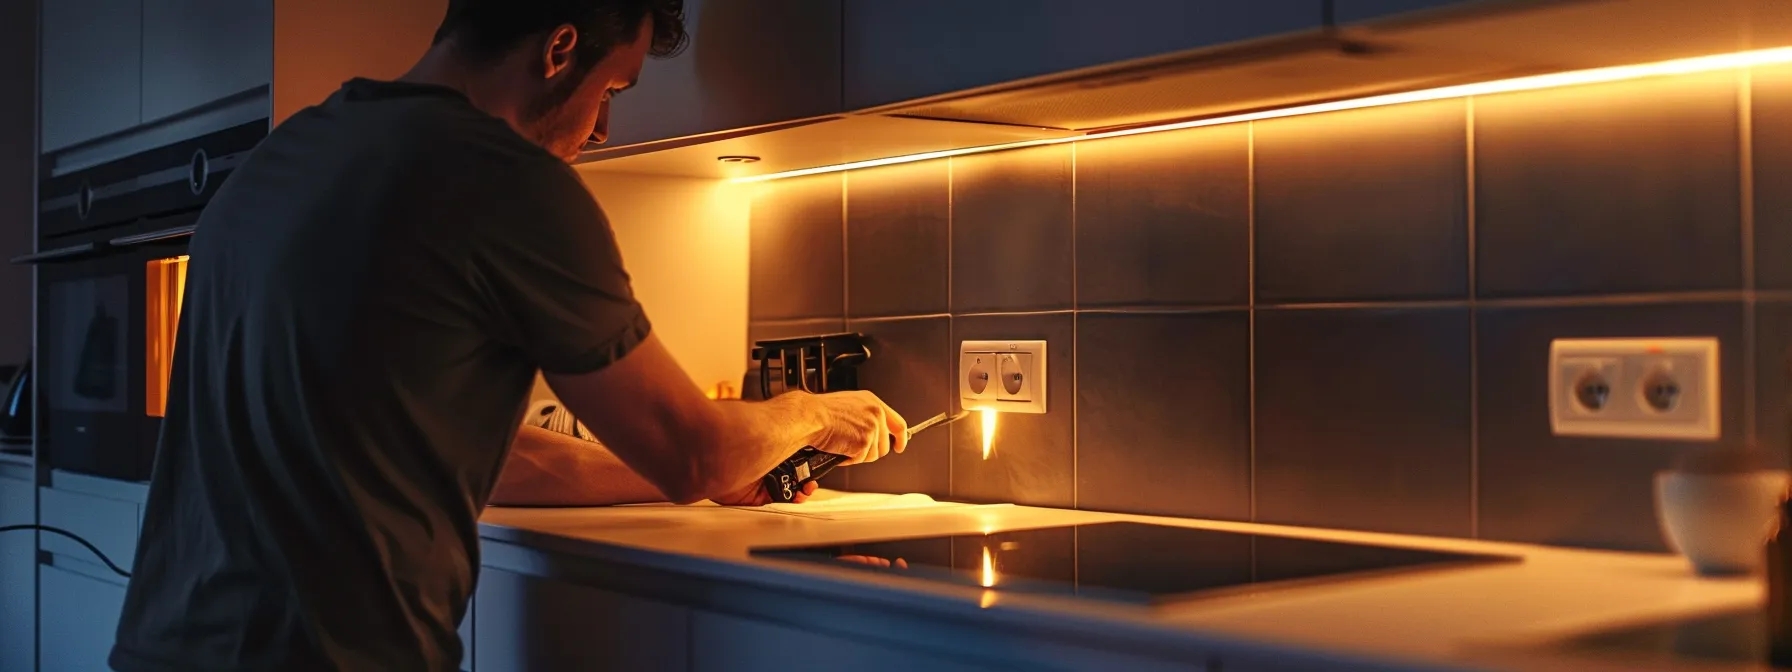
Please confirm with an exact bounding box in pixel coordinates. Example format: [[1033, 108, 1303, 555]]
[[17, 120, 266, 483]]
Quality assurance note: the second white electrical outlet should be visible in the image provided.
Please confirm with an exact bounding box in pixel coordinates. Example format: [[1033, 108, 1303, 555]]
[[961, 340, 1047, 414], [1548, 337, 1719, 441]]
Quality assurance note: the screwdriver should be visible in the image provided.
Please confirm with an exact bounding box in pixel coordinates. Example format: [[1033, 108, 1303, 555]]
[[761, 410, 970, 503]]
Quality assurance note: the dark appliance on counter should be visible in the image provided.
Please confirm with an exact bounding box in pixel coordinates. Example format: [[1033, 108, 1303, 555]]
[[1, 359, 31, 452], [754, 522, 1521, 606], [748, 332, 869, 401], [15, 120, 267, 482]]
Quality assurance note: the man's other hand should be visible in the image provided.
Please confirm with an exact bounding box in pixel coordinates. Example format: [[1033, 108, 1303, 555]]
[[714, 479, 817, 506]]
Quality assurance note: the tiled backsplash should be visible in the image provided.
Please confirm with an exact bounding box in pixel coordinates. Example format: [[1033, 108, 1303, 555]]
[[747, 66, 1792, 553]]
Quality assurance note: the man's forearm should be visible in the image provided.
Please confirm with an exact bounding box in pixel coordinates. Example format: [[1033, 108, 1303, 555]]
[[695, 394, 826, 498], [489, 425, 668, 507]]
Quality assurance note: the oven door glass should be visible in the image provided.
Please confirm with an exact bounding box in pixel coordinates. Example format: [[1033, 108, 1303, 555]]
[[37, 238, 190, 482]]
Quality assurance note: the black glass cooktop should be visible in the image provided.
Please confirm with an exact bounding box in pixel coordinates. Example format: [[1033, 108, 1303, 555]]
[[752, 522, 1520, 606]]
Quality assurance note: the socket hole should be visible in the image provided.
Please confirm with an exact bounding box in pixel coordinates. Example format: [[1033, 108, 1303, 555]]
[[1642, 371, 1681, 413], [1574, 371, 1611, 412]]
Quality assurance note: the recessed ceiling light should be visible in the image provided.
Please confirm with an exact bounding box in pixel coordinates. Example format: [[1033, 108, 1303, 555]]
[[717, 155, 761, 164]]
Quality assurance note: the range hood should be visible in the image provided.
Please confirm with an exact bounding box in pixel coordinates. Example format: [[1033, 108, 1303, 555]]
[[577, 0, 1792, 181]]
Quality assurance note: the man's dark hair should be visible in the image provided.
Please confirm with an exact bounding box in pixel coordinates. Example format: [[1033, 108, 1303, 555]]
[[433, 0, 688, 70]]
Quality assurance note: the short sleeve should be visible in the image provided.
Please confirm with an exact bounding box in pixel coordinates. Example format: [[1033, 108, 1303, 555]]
[[473, 166, 652, 375]]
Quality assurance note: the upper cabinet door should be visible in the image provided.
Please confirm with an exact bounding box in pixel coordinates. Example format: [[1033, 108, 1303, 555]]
[[41, 0, 143, 152], [1334, 0, 1475, 23], [600, 0, 843, 148], [142, 0, 275, 123], [843, 0, 1326, 111]]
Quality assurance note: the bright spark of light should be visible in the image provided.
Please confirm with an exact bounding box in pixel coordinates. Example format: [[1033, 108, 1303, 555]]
[[980, 409, 997, 460]]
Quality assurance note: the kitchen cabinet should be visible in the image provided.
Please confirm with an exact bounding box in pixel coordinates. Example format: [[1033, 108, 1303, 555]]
[[459, 593, 475, 672], [601, 0, 843, 148], [40, 0, 143, 152], [141, 0, 275, 123], [690, 611, 993, 672], [472, 568, 689, 672], [0, 471, 34, 672], [39, 563, 128, 672], [1335, 0, 1476, 23], [841, 0, 1326, 111]]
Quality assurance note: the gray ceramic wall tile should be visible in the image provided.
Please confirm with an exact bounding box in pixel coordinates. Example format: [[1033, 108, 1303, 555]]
[[846, 161, 950, 317], [750, 174, 845, 321], [1253, 99, 1469, 303], [841, 317, 952, 498], [1077, 312, 1251, 521], [950, 313, 1074, 508], [1477, 302, 1746, 552], [1754, 65, 1792, 290], [1255, 308, 1473, 537], [1758, 301, 1792, 467], [1475, 72, 1743, 297], [950, 145, 1075, 313], [1075, 125, 1250, 307]]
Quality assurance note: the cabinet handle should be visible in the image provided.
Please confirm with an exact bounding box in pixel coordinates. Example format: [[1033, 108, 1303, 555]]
[[10, 243, 103, 265], [110, 224, 197, 248]]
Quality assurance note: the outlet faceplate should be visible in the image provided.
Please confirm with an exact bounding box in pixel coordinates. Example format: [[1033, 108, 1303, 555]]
[[960, 340, 1046, 414], [1548, 337, 1719, 441]]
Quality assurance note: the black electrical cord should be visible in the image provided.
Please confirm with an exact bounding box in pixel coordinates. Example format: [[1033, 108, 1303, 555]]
[[0, 524, 132, 578]]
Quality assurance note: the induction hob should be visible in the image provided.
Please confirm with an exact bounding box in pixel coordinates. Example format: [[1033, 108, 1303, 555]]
[[752, 522, 1520, 606]]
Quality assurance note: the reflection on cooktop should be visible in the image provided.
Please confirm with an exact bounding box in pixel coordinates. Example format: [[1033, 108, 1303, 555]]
[[752, 522, 1520, 606]]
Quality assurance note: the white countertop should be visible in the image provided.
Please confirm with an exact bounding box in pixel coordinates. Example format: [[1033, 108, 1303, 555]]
[[477, 492, 1770, 671]]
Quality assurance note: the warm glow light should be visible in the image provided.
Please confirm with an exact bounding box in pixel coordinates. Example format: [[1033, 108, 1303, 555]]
[[730, 46, 1792, 184], [980, 546, 997, 588], [980, 409, 997, 460]]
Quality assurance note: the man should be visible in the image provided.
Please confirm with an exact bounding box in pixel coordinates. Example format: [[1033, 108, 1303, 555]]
[[109, 1, 906, 670]]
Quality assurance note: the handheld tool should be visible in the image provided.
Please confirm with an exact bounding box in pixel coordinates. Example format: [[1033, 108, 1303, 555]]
[[762, 410, 969, 503]]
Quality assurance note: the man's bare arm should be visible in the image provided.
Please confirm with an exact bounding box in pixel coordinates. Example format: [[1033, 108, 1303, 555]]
[[543, 334, 907, 504], [488, 425, 666, 507]]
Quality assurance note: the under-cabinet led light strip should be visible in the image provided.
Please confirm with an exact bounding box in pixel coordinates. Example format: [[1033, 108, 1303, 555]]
[[730, 45, 1792, 184]]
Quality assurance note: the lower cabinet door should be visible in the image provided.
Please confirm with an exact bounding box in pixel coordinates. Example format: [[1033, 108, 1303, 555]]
[[0, 476, 35, 672], [473, 568, 688, 672], [458, 592, 475, 672], [39, 563, 129, 672], [689, 611, 993, 672]]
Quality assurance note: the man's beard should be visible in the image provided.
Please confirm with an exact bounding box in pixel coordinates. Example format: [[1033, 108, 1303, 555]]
[[523, 70, 593, 158]]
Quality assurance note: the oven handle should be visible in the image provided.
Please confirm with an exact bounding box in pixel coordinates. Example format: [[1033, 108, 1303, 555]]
[[109, 223, 197, 248], [10, 242, 106, 265]]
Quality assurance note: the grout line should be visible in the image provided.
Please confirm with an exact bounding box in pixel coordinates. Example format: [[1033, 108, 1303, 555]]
[[1078, 305, 1250, 316], [952, 309, 1078, 318], [1247, 120, 1259, 524], [848, 313, 954, 324], [1760, 291, 1792, 302], [1466, 95, 1480, 539], [841, 172, 851, 321], [947, 159, 955, 498], [1743, 67, 1760, 447], [1071, 142, 1080, 511]]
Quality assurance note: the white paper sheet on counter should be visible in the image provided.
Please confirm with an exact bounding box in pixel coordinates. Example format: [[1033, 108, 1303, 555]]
[[737, 490, 1008, 520]]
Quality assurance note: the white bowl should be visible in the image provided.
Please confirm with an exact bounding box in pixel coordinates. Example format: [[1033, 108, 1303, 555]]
[[1655, 470, 1790, 576]]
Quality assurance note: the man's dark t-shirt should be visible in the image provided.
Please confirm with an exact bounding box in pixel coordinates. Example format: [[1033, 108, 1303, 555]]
[[108, 79, 651, 672]]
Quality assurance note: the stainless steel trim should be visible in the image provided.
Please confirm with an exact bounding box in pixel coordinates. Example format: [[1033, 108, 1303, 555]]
[[11, 243, 101, 265], [39, 150, 250, 215], [109, 225, 197, 248]]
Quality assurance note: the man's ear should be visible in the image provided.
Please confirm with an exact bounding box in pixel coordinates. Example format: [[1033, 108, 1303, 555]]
[[542, 25, 579, 79]]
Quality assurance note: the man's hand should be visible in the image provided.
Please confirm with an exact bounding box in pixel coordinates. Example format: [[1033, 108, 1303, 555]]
[[804, 391, 909, 465]]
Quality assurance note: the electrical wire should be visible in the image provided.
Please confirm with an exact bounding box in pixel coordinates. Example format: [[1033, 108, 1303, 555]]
[[0, 524, 132, 578]]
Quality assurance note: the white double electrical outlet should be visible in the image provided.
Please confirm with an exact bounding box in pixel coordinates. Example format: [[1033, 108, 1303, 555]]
[[960, 340, 1047, 414], [1548, 337, 1719, 441]]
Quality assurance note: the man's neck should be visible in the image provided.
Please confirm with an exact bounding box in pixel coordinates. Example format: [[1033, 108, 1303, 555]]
[[399, 47, 531, 139]]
